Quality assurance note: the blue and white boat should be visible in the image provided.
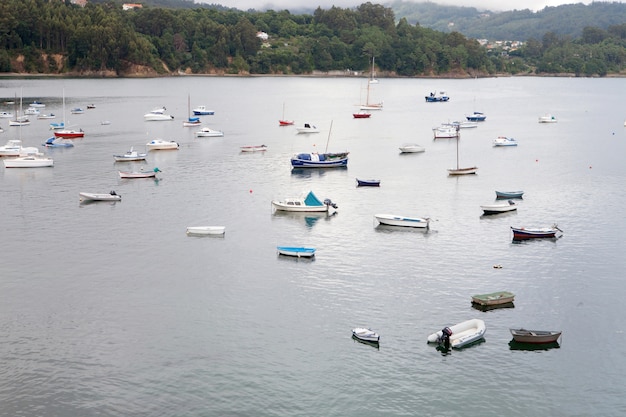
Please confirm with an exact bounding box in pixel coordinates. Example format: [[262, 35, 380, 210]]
[[42, 137, 74, 148], [495, 190, 524, 199], [425, 91, 449, 102], [192, 105, 214, 116], [356, 178, 380, 187], [276, 246, 316, 258], [493, 136, 517, 146], [466, 111, 486, 121], [290, 152, 349, 168], [49, 121, 65, 130], [183, 116, 201, 127], [374, 214, 430, 228]]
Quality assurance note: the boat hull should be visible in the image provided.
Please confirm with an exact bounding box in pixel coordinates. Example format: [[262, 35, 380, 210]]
[[146, 140, 179, 150], [375, 214, 429, 228], [510, 329, 562, 344], [496, 190, 524, 199], [472, 291, 515, 306], [356, 179, 380, 187], [290, 153, 349, 168], [119, 171, 158, 179], [79, 192, 121, 202], [276, 246, 316, 257], [272, 201, 329, 212], [511, 226, 560, 240], [448, 167, 478, 175], [53, 130, 84, 139], [240, 145, 267, 152], [186, 226, 225, 236], [481, 203, 517, 215], [399, 145, 425, 153]]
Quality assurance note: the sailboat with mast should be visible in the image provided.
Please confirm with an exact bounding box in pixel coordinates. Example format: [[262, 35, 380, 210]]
[[183, 94, 201, 126], [447, 131, 477, 175], [279, 102, 294, 126], [8, 94, 30, 126], [53, 89, 84, 138], [360, 59, 383, 110]]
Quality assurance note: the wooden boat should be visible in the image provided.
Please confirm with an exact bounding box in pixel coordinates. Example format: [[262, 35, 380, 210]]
[[192, 105, 214, 116], [195, 127, 224, 137], [352, 328, 379, 343], [511, 225, 562, 240], [353, 111, 371, 119], [495, 190, 524, 199], [374, 214, 430, 228], [471, 291, 515, 306], [3, 154, 53, 168], [510, 328, 562, 344], [466, 111, 486, 121], [146, 139, 179, 150], [276, 246, 316, 258], [113, 147, 147, 162], [399, 143, 425, 153], [356, 178, 380, 187], [481, 200, 517, 215], [272, 190, 337, 213], [295, 123, 320, 134], [186, 226, 225, 236], [433, 124, 460, 139], [118, 167, 161, 179], [493, 136, 518, 146], [538, 114, 557, 123], [79, 191, 121, 202], [448, 135, 477, 175], [428, 319, 486, 349], [240, 145, 267, 152]]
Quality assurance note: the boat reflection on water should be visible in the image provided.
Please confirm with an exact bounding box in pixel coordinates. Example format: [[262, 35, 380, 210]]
[[352, 334, 380, 349], [374, 224, 433, 235], [471, 301, 515, 312], [271, 210, 337, 228], [435, 337, 485, 356], [290, 167, 348, 179], [508, 340, 560, 351]]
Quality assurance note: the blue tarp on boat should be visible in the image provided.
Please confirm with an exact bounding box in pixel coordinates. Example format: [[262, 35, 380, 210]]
[[304, 191, 323, 207]]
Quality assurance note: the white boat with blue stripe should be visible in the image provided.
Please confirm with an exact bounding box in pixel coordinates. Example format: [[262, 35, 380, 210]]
[[374, 214, 430, 228]]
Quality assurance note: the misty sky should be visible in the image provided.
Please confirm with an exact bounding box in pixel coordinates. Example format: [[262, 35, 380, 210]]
[[198, 0, 623, 12]]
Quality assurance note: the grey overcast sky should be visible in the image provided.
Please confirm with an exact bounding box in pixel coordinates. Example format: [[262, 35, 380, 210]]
[[197, 0, 623, 12]]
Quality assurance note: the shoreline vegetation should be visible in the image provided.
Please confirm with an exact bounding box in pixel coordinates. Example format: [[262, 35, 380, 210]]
[[1, 1, 625, 79]]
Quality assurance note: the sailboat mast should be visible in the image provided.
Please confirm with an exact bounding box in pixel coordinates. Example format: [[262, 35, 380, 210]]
[[325, 120, 333, 153]]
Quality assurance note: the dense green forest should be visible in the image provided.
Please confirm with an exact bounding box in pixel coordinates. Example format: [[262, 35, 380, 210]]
[[0, 0, 625, 77]]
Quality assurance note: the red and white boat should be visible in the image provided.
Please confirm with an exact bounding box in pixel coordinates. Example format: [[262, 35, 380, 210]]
[[54, 129, 84, 139], [279, 102, 294, 126], [353, 111, 371, 119]]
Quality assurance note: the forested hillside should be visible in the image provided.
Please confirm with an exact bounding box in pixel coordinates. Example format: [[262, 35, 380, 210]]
[[0, 0, 624, 77]]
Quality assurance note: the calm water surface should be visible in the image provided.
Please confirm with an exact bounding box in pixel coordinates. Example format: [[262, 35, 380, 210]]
[[1, 76, 626, 416]]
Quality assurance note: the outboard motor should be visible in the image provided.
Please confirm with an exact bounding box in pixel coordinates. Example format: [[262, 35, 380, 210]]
[[323, 198, 338, 209], [110, 190, 117, 196], [439, 327, 452, 350]]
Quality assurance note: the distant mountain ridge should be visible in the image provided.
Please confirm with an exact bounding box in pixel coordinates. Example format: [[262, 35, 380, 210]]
[[388, 1, 626, 41]]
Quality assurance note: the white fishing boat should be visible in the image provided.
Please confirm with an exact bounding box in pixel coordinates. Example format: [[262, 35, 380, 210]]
[[186, 226, 226, 236], [118, 167, 161, 178], [295, 123, 320, 134], [374, 214, 430, 228], [427, 319, 486, 349], [433, 124, 460, 139], [538, 114, 557, 123], [79, 191, 121, 202], [113, 147, 147, 162], [493, 136, 518, 146], [146, 139, 179, 150], [0, 139, 39, 157], [192, 105, 214, 116]]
